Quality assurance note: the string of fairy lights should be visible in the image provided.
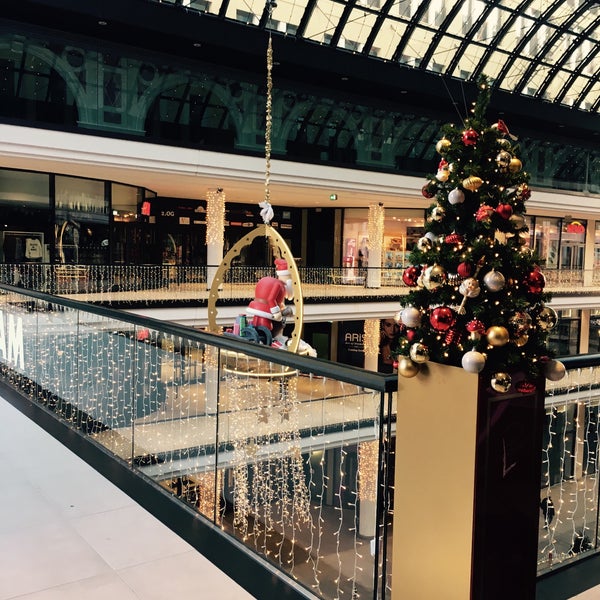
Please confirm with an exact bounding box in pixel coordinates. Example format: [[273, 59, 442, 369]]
[[11, 288, 600, 594], [539, 367, 600, 571]]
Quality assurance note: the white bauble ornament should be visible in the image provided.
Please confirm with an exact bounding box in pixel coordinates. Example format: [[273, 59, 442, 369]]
[[430, 206, 445, 221], [509, 213, 526, 230], [461, 350, 486, 373], [483, 269, 506, 292], [400, 307, 422, 328], [417, 236, 432, 251], [436, 169, 449, 182], [424, 231, 438, 243], [448, 188, 465, 205], [491, 372, 512, 393], [545, 359, 566, 381]]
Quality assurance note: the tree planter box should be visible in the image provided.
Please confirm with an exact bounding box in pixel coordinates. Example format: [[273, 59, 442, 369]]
[[392, 361, 545, 600]]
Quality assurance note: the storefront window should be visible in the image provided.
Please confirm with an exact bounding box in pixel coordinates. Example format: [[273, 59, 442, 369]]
[[589, 309, 600, 354], [560, 219, 586, 270], [0, 168, 50, 263], [532, 217, 560, 269], [594, 222, 600, 270], [55, 175, 108, 264], [342, 208, 425, 269], [548, 309, 580, 357]]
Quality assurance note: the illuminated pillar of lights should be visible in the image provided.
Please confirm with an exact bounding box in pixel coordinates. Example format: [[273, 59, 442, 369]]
[[206, 188, 225, 291], [363, 318, 379, 372], [367, 202, 384, 288], [358, 440, 378, 537]]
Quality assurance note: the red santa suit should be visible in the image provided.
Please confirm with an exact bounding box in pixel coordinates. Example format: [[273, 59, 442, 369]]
[[246, 276, 287, 330], [246, 259, 294, 330]]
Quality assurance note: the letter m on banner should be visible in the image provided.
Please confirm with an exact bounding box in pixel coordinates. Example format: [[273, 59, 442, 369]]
[[0, 311, 25, 371]]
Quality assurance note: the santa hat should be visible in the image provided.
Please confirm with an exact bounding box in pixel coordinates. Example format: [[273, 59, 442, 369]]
[[274, 258, 290, 277]]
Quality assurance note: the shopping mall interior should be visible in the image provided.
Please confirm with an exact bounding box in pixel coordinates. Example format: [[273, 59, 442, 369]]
[[1, 1, 600, 599]]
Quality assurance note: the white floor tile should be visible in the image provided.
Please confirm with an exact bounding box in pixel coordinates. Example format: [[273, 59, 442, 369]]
[[0, 397, 255, 600]]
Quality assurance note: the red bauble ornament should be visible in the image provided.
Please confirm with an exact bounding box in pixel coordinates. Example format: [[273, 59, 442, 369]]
[[406, 329, 416, 342], [438, 158, 449, 171], [462, 128, 479, 146], [457, 262, 473, 278], [402, 266, 421, 287], [496, 203, 513, 219], [525, 270, 546, 294], [517, 183, 531, 200], [476, 204, 494, 222], [466, 319, 486, 333], [430, 306, 456, 331], [422, 182, 436, 198]]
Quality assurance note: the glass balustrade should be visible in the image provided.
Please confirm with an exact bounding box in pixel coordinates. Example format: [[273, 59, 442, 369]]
[[0, 285, 396, 600]]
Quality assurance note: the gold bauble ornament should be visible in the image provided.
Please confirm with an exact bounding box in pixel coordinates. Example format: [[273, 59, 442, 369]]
[[398, 356, 419, 378], [545, 359, 566, 381], [509, 157, 522, 173], [462, 176, 483, 191], [435, 138, 451, 154], [515, 334, 529, 347], [486, 325, 510, 347]]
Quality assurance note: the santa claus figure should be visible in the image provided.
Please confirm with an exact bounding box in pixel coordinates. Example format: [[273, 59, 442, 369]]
[[246, 259, 294, 330]]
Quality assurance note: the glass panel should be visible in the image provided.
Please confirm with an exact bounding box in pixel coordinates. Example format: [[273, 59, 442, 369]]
[[372, 20, 407, 60], [560, 219, 586, 270], [427, 35, 463, 71], [539, 362, 600, 572], [548, 309, 580, 357], [0, 169, 50, 266], [401, 27, 435, 67], [579, 81, 600, 110], [479, 49, 510, 80], [452, 43, 486, 79], [524, 64, 550, 96], [0, 284, 395, 597], [340, 8, 378, 51], [55, 175, 108, 265], [0, 169, 49, 206], [534, 217, 560, 269], [589, 309, 600, 353], [304, 0, 345, 43], [545, 31, 575, 63], [502, 57, 532, 89], [543, 71, 573, 104], [225, 0, 263, 25]]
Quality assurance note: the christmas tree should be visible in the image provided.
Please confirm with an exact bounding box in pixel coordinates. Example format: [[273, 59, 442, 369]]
[[393, 76, 565, 392]]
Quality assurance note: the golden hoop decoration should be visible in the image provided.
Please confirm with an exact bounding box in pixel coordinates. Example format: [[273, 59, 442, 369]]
[[207, 223, 303, 354]]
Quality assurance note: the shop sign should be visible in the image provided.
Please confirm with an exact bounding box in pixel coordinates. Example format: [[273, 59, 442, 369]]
[[566, 221, 585, 234], [0, 311, 24, 370]]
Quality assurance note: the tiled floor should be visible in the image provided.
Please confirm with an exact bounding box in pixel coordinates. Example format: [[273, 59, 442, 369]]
[[0, 397, 255, 600], [3, 393, 600, 600], [572, 587, 600, 599]]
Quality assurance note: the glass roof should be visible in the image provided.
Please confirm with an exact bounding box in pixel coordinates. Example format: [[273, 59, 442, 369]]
[[166, 0, 600, 113]]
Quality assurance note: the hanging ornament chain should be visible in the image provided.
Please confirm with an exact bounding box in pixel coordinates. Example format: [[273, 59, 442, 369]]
[[264, 8, 274, 209]]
